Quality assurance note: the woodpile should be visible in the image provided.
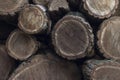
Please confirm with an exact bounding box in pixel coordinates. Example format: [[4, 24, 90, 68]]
[[0, 0, 119, 80]]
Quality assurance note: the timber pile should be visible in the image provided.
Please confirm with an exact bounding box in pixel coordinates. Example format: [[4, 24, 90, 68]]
[[0, 0, 120, 80]]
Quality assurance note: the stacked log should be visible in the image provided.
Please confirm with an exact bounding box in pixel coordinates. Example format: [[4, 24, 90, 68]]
[[0, 0, 119, 80], [52, 12, 94, 60]]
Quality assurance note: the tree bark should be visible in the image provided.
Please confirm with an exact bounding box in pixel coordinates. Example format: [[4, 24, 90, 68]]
[[97, 16, 120, 60], [18, 4, 51, 34], [0, 45, 16, 80], [81, 0, 119, 19], [9, 54, 81, 80], [82, 59, 120, 80], [6, 29, 39, 60], [52, 12, 94, 60]]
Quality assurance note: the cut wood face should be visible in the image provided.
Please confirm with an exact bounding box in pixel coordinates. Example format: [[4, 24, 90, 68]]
[[83, 60, 120, 80], [7, 30, 38, 60], [9, 55, 81, 80], [52, 14, 93, 59], [19, 5, 48, 34], [0, 45, 16, 80], [83, 0, 119, 18], [48, 0, 69, 11], [93, 66, 120, 80], [0, 0, 27, 15], [98, 17, 120, 60]]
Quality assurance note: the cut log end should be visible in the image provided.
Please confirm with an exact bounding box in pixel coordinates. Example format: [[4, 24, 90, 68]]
[[0, 45, 16, 80], [93, 66, 120, 80], [52, 13, 94, 60], [9, 54, 81, 80], [18, 5, 51, 34], [98, 16, 120, 60], [6, 29, 38, 60], [83, 0, 119, 19], [0, 0, 28, 15], [83, 60, 120, 80]]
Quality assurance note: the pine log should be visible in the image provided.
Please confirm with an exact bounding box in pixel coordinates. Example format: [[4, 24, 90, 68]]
[[97, 16, 120, 60], [0, 45, 16, 80], [82, 0, 119, 19], [18, 4, 51, 34], [52, 12, 94, 60], [6, 29, 39, 60], [0, 0, 28, 15], [82, 60, 120, 80], [9, 54, 81, 80]]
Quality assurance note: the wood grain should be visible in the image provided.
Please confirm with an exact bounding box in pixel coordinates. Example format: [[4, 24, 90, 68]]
[[0, 0, 28, 15], [9, 54, 81, 80], [83, 0, 119, 19], [52, 12, 94, 60], [18, 5, 51, 34], [83, 60, 120, 80], [0, 45, 16, 80], [6, 29, 38, 60], [98, 16, 120, 60]]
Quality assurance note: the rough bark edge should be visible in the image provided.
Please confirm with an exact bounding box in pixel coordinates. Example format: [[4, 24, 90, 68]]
[[52, 12, 94, 60], [82, 59, 120, 80], [0, 0, 28, 16], [6, 29, 39, 61], [82, 0, 119, 19], [9, 54, 78, 80], [18, 4, 51, 34], [97, 16, 120, 60], [0, 45, 16, 80], [8, 54, 49, 80]]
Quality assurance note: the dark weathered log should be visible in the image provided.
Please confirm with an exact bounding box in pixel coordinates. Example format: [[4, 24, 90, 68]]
[[97, 16, 120, 60], [0, 0, 28, 15], [6, 29, 39, 60], [82, 0, 119, 19], [82, 60, 120, 80], [52, 12, 94, 60], [9, 54, 81, 80], [18, 4, 51, 34], [0, 45, 16, 80]]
